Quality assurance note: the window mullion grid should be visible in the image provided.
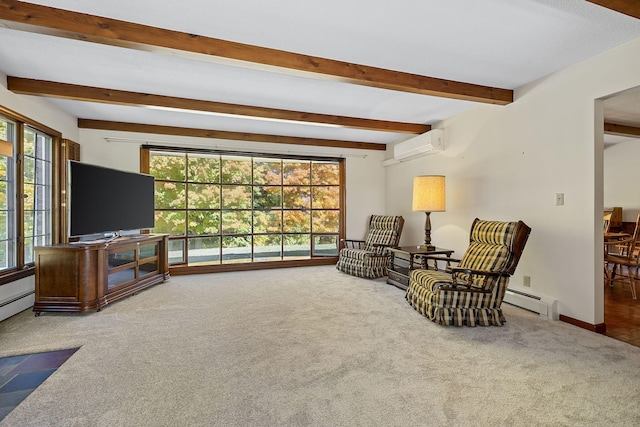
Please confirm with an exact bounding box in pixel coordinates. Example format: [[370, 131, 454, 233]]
[[0, 113, 59, 276], [0, 118, 17, 270], [35, 135, 52, 249], [309, 163, 314, 256], [250, 156, 254, 262], [184, 153, 190, 266], [280, 161, 284, 260], [15, 122, 25, 268], [147, 148, 341, 267], [218, 155, 222, 264]]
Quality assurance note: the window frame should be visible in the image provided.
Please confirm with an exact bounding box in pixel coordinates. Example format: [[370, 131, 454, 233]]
[[22, 125, 54, 265], [0, 106, 63, 286], [141, 145, 345, 275]]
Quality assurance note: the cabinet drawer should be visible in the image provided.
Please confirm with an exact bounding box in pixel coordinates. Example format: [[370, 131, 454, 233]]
[[392, 265, 409, 276], [392, 251, 412, 262], [388, 269, 409, 287], [393, 257, 410, 269]]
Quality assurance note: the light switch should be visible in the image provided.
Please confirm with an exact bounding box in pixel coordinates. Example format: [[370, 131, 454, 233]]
[[555, 193, 564, 206]]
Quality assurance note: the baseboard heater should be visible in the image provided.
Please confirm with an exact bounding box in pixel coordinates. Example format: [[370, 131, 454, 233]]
[[504, 288, 558, 320], [0, 290, 34, 322]]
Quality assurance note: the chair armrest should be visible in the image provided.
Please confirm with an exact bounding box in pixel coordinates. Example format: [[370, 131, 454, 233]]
[[371, 243, 398, 249], [439, 285, 493, 294], [449, 267, 502, 277], [415, 255, 461, 263], [341, 239, 365, 249], [414, 255, 460, 272], [605, 238, 634, 253], [447, 267, 505, 292]]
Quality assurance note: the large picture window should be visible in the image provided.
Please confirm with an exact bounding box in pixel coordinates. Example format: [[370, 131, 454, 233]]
[[144, 148, 344, 271]]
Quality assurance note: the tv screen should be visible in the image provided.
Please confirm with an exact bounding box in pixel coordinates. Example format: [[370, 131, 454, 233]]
[[69, 161, 155, 237]]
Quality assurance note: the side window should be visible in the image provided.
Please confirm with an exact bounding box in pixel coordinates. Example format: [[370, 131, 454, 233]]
[[0, 115, 55, 276], [22, 127, 52, 264], [0, 117, 16, 271]]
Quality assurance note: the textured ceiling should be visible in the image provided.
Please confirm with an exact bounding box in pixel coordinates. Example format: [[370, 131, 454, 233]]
[[603, 85, 640, 145], [604, 85, 640, 126], [1, 0, 640, 149]]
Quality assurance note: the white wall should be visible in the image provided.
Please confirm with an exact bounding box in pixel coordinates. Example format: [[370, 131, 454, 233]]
[[386, 35, 640, 325], [0, 73, 79, 321], [604, 139, 640, 222]]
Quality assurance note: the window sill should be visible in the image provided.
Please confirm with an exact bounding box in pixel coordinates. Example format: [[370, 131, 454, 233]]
[[0, 266, 35, 286], [170, 257, 338, 276]]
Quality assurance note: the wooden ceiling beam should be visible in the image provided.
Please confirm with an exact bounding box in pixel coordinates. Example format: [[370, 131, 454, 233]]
[[586, 0, 640, 20], [0, 0, 513, 105], [77, 119, 388, 151], [8, 77, 428, 134], [604, 122, 640, 137]]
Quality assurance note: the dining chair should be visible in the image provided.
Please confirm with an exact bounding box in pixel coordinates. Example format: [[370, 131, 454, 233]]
[[604, 214, 640, 300], [604, 212, 612, 233]]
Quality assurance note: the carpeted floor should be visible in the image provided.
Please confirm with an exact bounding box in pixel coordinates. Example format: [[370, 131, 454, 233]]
[[0, 266, 639, 426]]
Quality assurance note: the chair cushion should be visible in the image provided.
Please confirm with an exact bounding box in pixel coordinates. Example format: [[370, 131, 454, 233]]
[[455, 220, 516, 288], [339, 248, 377, 261], [406, 270, 508, 326], [336, 248, 389, 278], [410, 269, 453, 291], [363, 215, 401, 254], [469, 219, 517, 247]]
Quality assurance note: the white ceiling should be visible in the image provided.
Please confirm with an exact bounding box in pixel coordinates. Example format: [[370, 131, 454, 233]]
[[604, 85, 640, 125], [1, 0, 640, 148]]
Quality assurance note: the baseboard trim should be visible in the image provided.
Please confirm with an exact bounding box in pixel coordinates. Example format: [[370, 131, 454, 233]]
[[0, 290, 34, 308], [559, 314, 606, 334], [170, 257, 338, 276]]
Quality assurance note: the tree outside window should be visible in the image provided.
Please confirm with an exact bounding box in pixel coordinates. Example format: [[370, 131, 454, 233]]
[[147, 149, 342, 268]]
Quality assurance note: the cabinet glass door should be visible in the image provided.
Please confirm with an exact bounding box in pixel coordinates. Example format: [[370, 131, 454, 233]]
[[139, 244, 158, 278], [107, 248, 137, 290]]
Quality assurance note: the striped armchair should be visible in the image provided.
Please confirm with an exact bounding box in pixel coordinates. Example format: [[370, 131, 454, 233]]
[[406, 219, 531, 326], [336, 215, 404, 279]]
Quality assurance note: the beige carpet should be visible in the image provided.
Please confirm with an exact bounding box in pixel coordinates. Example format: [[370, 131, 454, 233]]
[[1, 266, 639, 426]]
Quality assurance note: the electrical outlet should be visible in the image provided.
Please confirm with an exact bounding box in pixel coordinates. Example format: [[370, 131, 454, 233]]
[[523, 276, 531, 287]]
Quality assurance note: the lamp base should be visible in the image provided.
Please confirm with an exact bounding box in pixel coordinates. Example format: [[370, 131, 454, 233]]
[[417, 244, 436, 251]]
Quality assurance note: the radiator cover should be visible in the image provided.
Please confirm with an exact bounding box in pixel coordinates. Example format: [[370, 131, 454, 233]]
[[504, 288, 558, 320]]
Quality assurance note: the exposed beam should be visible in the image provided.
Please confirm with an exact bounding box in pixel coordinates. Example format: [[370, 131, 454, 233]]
[[0, 0, 513, 105], [77, 119, 388, 151], [8, 77, 428, 134], [586, 0, 640, 20], [604, 122, 640, 137]]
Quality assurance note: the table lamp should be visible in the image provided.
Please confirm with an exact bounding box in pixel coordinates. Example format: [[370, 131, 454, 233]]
[[412, 175, 446, 251]]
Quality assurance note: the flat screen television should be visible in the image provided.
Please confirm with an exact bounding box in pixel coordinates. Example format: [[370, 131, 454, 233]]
[[69, 161, 155, 238]]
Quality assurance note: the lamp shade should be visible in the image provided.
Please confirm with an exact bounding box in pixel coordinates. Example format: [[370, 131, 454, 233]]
[[412, 175, 446, 212]]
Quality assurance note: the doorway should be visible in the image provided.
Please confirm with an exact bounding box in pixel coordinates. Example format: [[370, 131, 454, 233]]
[[601, 85, 640, 347]]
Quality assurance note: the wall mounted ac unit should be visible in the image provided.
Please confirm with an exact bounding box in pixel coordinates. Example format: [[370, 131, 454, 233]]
[[393, 129, 444, 161]]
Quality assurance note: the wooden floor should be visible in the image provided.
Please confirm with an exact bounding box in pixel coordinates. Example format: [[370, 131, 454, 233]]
[[604, 280, 640, 347]]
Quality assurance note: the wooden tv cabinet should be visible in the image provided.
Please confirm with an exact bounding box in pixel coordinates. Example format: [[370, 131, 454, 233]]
[[34, 234, 169, 315]]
